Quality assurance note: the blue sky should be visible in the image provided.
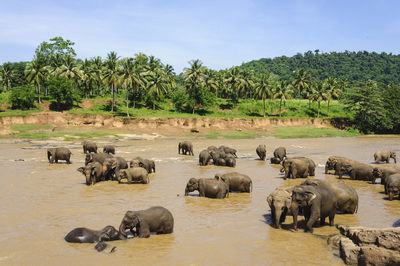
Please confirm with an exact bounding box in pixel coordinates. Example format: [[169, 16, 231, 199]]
[[0, 0, 399, 72]]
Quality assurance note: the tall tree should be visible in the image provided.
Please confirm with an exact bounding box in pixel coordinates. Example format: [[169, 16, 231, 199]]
[[239, 69, 255, 98], [311, 80, 327, 118], [103, 51, 120, 112], [58, 55, 82, 85], [25, 58, 48, 103], [146, 69, 168, 110], [80, 59, 96, 97], [325, 77, 339, 116], [119, 58, 144, 116], [274, 80, 292, 117], [293, 68, 311, 110], [224, 67, 243, 107], [254, 73, 272, 117], [183, 60, 206, 113], [91, 56, 103, 95], [0, 63, 15, 92]]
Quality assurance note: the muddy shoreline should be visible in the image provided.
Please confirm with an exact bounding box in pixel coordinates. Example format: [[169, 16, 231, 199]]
[[0, 112, 335, 136]]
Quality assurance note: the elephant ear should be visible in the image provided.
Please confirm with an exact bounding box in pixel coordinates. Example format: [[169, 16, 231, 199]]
[[267, 195, 273, 207], [305, 190, 316, 205], [77, 167, 85, 174]]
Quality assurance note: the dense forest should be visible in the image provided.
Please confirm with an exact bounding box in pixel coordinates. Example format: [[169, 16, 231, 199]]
[[0, 37, 399, 134], [240, 50, 400, 85]]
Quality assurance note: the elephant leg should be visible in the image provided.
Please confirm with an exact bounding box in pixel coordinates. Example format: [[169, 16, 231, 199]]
[[290, 201, 299, 230], [271, 208, 276, 227], [138, 225, 151, 238], [305, 212, 319, 233], [329, 210, 335, 226], [320, 216, 326, 226]]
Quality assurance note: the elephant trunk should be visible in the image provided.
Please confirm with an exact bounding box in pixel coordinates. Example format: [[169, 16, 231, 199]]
[[119, 223, 127, 238], [184, 187, 189, 196], [290, 201, 298, 230], [274, 208, 282, 229], [389, 191, 394, 201], [394, 158, 397, 164]]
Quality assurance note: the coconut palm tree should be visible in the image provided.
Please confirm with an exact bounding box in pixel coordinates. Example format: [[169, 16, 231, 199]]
[[91, 56, 103, 95], [103, 51, 120, 112], [293, 68, 311, 110], [163, 64, 175, 89], [146, 69, 168, 110], [311, 80, 327, 118], [58, 55, 82, 85], [224, 67, 243, 107], [119, 58, 144, 116], [25, 58, 49, 103], [183, 60, 206, 112], [0, 63, 15, 92], [274, 80, 292, 117], [204, 69, 218, 96], [239, 69, 255, 98], [325, 77, 339, 116], [80, 59, 96, 97], [254, 73, 272, 117]]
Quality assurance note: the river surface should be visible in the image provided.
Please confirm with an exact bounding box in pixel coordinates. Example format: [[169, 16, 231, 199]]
[[0, 136, 400, 265]]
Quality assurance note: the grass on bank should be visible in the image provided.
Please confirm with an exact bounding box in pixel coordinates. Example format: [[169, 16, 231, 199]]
[[273, 126, 360, 138]]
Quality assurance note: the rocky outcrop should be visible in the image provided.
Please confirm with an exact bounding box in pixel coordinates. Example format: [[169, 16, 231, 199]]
[[330, 225, 400, 265]]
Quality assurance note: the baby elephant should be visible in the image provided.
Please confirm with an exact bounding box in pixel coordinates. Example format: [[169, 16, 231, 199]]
[[103, 145, 115, 154], [130, 157, 155, 173], [374, 150, 397, 164], [65, 225, 125, 243], [117, 167, 149, 184], [215, 172, 252, 192], [386, 173, 400, 200], [185, 178, 229, 199], [77, 162, 104, 185], [47, 147, 72, 164], [267, 187, 294, 228], [256, 144, 267, 160]]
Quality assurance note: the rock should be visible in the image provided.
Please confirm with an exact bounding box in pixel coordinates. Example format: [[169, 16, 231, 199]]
[[358, 245, 400, 266], [340, 236, 360, 265], [190, 128, 199, 133]]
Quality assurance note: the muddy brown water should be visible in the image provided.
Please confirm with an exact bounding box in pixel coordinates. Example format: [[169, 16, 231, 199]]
[[0, 136, 400, 265]]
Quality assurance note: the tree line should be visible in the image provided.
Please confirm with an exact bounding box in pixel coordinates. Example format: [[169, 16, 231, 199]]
[[0, 37, 399, 134]]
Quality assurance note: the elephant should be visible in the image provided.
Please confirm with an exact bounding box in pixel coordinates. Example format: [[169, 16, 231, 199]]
[[374, 150, 397, 164], [103, 145, 115, 154], [65, 225, 125, 243], [386, 174, 400, 200], [219, 146, 237, 158], [119, 206, 174, 238], [130, 157, 155, 173], [372, 166, 400, 186], [225, 157, 236, 167], [117, 167, 149, 184], [256, 144, 267, 160], [185, 178, 229, 199], [267, 187, 294, 228], [47, 147, 72, 164], [291, 184, 337, 232], [199, 150, 212, 166], [103, 157, 128, 180], [82, 140, 97, 154], [325, 156, 358, 175], [77, 162, 104, 185], [270, 157, 282, 164], [178, 141, 194, 156], [215, 172, 252, 192], [301, 179, 358, 214], [85, 152, 113, 166], [273, 147, 287, 161], [281, 157, 316, 179], [338, 162, 374, 181], [210, 150, 226, 163], [207, 146, 218, 152]]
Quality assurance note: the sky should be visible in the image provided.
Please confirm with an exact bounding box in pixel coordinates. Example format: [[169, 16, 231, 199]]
[[0, 0, 399, 72]]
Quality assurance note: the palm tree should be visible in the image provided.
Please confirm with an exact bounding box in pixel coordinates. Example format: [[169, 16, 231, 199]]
[[274, 80, 292, 117], [80, 59, 96, 97], [204, 69, 218, 96], [103, 51, 120, 112], [325, 77, 339, 116], [146, 69, 168, 110], [91, 56, 103, 95], [224, 67, 243, 107], [293, 68, 311, 110], [311, 80, 327, 118], [25, 58, 49, 103], [163, 64, 175, 89], [239, 69, 255, 98], [254, 73, 272, 117], [58, 55, 82, 84], [119, 58, 144, 116], [183, 60, 206, 113], [0, 63, 15, 92]]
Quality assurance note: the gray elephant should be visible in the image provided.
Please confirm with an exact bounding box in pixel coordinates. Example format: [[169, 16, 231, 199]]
[[65, 225, 125, 243], [372, 167, 400, 186], [47, 147, 72, 164], [207, 146, 218, 152], [85, 152, 113, 166], [301, 179, 358, 214], [374, 150, 397, 164], [325, 156, 358, 174], [215, 172, 252, 192], [225, 157, 236, 167], [273, 147, 287, 161], [199, 150, 212, 166], [184, 178, 229, 199], [219, 146, 237, 158], [103, 157, 128, 180], [281, 157, 316, 179], [82, 140, 97, 154], [270, 157, 282, 164], [103, 145, 115, 154], [338, 162, 374, 181], [256, 144, 267, 160], [386, 174, 400, 200], [117, 167, 149, 184], [77, 162, 104, 185], [291, 184, 337, 232], [178, 141, 194, 156], [267, 187, 294, 228], [119, 206, 174, 238], [130, 157, 155, 173]]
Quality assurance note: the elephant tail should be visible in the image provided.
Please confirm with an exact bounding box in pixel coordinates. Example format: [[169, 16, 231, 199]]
[[250, 181, 253, 192]]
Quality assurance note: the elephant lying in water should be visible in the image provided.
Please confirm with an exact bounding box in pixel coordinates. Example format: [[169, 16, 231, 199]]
[[215, 172, 252, 192], [281, 157, 316, 179], [119, 206, 174, 238], [291, 184, 337, 232], [47, 147, 72, 164], [185, 178, 229, 199], [374, 150, 397, 164], [267, 187, 294, 228], [117, 167, 149, 184]]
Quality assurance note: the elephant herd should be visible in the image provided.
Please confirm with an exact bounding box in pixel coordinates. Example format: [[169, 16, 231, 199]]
[[48, 139, 398, 251]]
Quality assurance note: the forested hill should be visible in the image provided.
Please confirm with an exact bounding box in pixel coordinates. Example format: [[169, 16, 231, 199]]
[[239, 51, 400, 85]]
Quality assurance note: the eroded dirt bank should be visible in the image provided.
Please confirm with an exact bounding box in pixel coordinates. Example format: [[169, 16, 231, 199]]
[[0, 112, 334, 135]]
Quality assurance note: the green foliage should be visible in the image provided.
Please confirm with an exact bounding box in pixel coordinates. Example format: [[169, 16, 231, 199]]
[[10, 85, 36, 110], [172, 89, 189, 112], [48, 77, 80, 109]]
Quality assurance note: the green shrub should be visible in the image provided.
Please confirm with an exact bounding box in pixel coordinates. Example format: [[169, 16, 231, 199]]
[[48, 77, 80, 109], [10, 85, 36, 110], [172, 89, 189, 112]]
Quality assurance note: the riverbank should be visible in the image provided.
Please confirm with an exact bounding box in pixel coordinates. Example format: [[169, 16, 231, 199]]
[[0, 112, 358, 140]]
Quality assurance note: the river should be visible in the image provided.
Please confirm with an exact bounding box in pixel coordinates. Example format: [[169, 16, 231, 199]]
[[0, 136, 399, 265]]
